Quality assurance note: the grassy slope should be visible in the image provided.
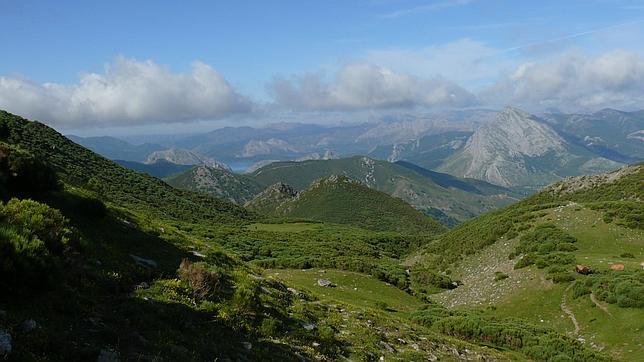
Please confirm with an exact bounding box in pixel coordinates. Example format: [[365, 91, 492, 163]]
[[271, 176, 446, 234], [411, 164, 643, 361], [248, 156, 517, 223]]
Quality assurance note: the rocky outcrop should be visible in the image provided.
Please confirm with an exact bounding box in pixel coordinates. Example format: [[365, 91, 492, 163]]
[[145, 147, 230, 170]]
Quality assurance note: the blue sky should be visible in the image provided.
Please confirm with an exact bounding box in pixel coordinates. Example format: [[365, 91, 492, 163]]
[[1, 0, 644, 133]]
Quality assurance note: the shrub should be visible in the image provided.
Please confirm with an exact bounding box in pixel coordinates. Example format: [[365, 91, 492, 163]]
[[0, 199, 74, 292], [494, 271, 509, 281], [178, 259, 222, 300]]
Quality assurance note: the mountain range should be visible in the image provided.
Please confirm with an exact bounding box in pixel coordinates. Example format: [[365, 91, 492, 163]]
[[69, 107, 642, 193]]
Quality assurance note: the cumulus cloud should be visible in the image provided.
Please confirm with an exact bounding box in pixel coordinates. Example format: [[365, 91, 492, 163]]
[[269, 62, 477, 112], [0, 57, 252, 127], [481, 49, 644, 111]]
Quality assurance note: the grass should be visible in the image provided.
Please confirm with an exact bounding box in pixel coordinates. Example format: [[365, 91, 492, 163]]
[[267, 269, 425, 314]]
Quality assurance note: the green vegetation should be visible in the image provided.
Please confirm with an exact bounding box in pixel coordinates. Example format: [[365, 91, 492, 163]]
[[249, 175, 446, 234], [573, 270, 644, 308], [511, 223, 578, 282], [247, 156, 517, 224], [412, 306, 609, 361], [165, 165, 264, 204]]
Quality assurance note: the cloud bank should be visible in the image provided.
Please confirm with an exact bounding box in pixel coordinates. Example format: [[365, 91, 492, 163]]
[[483, 49, 644, 111], [0, 57, 251, 127], [269, 62, 477, 111]]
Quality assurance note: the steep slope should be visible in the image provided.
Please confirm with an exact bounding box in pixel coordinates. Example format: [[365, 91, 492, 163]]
[[164, 165, 264, 204], [247, 175, 446, 234], [439, 107, 623, 190], [67, 135, 165, 162], [0, 110, 250, 224], [409, 163, 643, 360], [115, 159, 193, 178], [248, 156, 517, 224]]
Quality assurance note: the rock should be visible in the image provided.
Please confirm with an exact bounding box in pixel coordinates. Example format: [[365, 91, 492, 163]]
[[190, 251, 206, 258], [0, 310, 6, 319], [129, 254, 157, 268], [97, 348, 120, 362], [287, 287, 298, 294], [260, 286, 272, 295], [241, 341, 252, 351], [317, 279, 333, 287], [0, 330, 11, 357], [301, 322, 316, 331], [136, 282, 150, 290], [22, 319, 37, 332], [379, 341, 396, 353], [575, 265, 592, 275]]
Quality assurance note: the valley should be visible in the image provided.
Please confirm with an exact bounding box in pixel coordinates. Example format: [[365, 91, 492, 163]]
[[0, 108, 641, 361]]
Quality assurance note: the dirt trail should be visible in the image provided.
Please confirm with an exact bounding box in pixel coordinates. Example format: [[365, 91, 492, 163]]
[[561, 284, 580, 335], [590, 293, 612, 316]]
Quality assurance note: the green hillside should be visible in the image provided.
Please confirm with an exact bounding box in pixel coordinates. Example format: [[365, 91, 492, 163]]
[[409, 163, 643, 360], [165, 165, 264, 204], [249, 175, 446, 234], [248, 156, 518, 225]]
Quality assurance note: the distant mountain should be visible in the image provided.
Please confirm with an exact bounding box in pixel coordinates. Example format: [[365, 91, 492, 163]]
[[67, 135, 165, 162], [246, 175, 446, 234], [164, 165, 264, 204], [438, 107, 623, 190], [145, 147, 230, 170], [542, 108, 644, 163], [247, 156, 517, 224], [115, 159, 193, 178], [368, 131, 472, 169]]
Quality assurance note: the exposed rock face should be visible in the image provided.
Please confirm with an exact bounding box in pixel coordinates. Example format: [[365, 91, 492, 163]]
[[240, 138, 298, 157], [145, 147, 229, 170], [460, 107, 565, 186], [440, 107, 622, 188]]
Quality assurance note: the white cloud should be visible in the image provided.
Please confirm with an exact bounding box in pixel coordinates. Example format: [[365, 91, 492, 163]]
[[269, 62, 477, 111], [0, 57, 252, 127], [482, 49, 644, 111]]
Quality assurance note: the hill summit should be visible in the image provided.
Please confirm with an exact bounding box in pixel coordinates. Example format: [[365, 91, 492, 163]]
[[247, 175, 445, 234]]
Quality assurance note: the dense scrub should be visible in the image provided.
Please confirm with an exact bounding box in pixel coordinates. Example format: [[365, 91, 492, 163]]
[[0, 198, 75, 291], [411, 305, 609, 361], [510, 223, 578, 282], [573, 270, 644, 308]]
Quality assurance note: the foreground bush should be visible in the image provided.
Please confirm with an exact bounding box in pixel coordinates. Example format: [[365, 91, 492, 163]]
[[0, 198, 74, 292]]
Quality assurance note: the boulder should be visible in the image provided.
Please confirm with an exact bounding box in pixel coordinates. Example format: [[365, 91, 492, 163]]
[[129, 254, 157, 268], [0, 330, 11, 357], [97, 348, 119, 362], [575, 265, 592, 275], [317, 279, 334, 287], [22, 319, 37, 332]]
